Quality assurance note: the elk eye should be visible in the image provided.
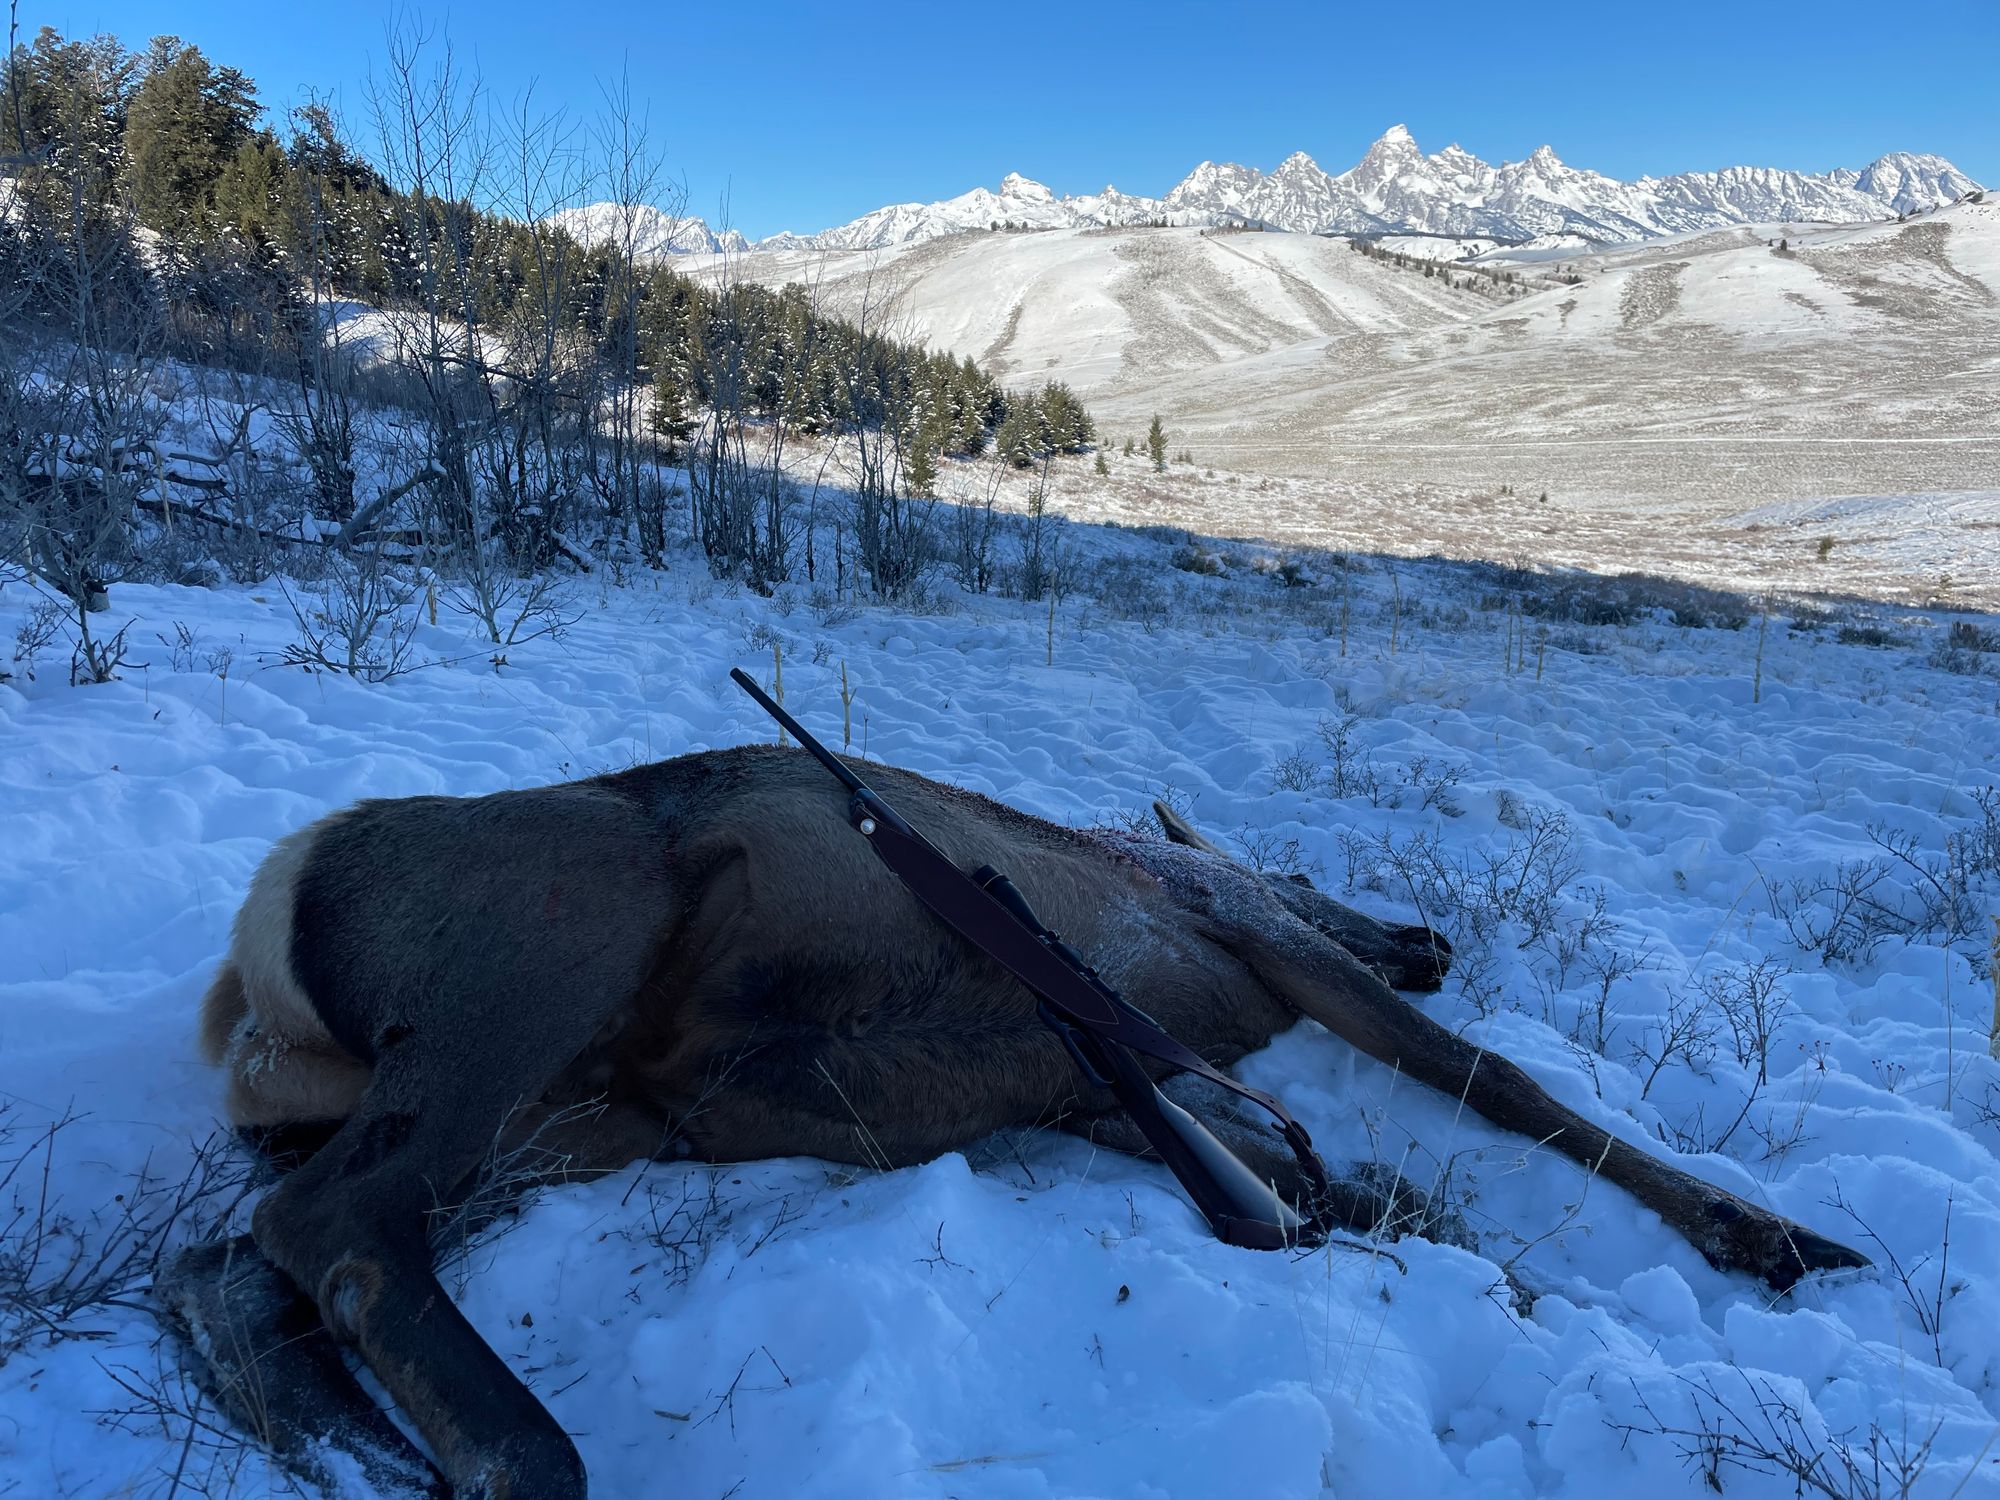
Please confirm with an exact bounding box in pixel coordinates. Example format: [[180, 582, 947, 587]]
[[1706, 1200, 1745, 1223]]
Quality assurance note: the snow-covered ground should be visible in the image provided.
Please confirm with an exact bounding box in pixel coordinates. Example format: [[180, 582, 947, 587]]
[[1372, 234, 1513, 263], [3, 514, 1998, 1498]]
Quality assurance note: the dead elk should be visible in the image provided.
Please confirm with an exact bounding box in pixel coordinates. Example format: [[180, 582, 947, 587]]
[[158, 745, 1866, 1498]]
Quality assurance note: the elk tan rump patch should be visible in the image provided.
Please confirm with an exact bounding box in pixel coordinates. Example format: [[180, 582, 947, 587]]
[[202, 819, 371, 1129]]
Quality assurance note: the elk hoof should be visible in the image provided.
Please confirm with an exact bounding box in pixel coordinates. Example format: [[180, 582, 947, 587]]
[[1323, 1162, 1475, 1251], [1379, 924, 1453, 993], [461, 1435, 588, 1500], [1706, 1198, 1870, 1291]]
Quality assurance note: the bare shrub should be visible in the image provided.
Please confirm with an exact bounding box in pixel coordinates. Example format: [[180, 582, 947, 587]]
[[1337, 806, 1620, 1020], [1773, 795, 2000, 974], [279, 549, 422, 682], [1606, 1367, 1939, 1500], [156, 621, 204, 673], [1708, 958, 1796, 1084], [1233, 826, 1318, 880], [69, 614, 136, 684], [1170, 543, 1224, 577], [94, 1356, 277, 1498], [1629, 985, 1722, 1100], [946, 465, 1003, 594], [1316, 713, 1385, 804], [1835, 620, 1904, 650], [808, 587, 861, 629], [1, 1105, 251, 1362], [1821, 1187, 1958, 1368], [12, 598, 67, 678], [1269, 747, 1320, 794], [428, 1098, 618, 1292], [1400, 754, 1466, 816], [1931, 620, 2000, 676], [1013, 461, 1073, 603], [443, 558, 577, 650]]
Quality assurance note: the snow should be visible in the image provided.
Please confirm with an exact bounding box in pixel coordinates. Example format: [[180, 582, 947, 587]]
[[3, 504, 1999, 1497], [682, 224, 1470, 400], [547, 202, 749, 257], [1373, 234, 1511, 263]]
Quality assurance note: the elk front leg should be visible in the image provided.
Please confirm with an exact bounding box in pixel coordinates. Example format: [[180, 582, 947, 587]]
[[1211, 907, 1868, 1290], [1061, 1074, 1474, 1249]]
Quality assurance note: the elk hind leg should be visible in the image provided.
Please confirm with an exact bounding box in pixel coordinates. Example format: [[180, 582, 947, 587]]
[[249, 1039, 607, 1500], [154, 1234, 444, 1498], [1209, 905, 1868, 1290]]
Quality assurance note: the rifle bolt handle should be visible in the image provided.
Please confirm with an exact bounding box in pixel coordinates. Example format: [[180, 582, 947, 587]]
[[858, 817, 878, 835]]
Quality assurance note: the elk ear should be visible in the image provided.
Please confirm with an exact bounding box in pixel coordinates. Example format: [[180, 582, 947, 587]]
[[1152, 800, 1227, 856]]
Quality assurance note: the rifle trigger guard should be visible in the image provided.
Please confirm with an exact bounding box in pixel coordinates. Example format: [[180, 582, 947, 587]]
[[1037, 1000, 1111, 1088]]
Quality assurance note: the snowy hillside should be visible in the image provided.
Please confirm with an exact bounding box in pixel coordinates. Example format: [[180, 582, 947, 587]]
[[684, 197, 2000, 564], [687, 225, 1475, 396], [560, 127, 1982, 256], [3, 511, 1999, 1499]]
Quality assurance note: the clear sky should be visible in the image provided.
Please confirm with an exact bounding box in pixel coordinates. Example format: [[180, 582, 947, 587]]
[[22, 1, 2000, 240]]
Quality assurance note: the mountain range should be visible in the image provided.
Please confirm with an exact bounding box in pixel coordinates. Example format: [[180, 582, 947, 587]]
[[553, 126, 1983, 257]]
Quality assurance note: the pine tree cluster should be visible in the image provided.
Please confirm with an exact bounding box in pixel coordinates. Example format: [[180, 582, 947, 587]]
[[0, 26, 1088, 467]]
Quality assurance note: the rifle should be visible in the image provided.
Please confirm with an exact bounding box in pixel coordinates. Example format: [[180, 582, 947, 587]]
[[729, 668, 1333, 1250]]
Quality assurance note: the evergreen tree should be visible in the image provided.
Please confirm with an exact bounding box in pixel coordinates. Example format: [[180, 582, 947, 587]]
[[1, 28, 135, 213], [995, 401, 1042, 468], [212, 131, 286, 245], [121, 37, 261, 241], [650, 370, 694, 459], [903, 425, 939, 497], [1036, 381, 1093, 453], [1146, 414, 1168, 472], [0, 21, 1102, 568]]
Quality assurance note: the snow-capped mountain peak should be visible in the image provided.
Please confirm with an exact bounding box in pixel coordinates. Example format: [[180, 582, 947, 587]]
[[998, 171, 1055, 202], [1853, 151, 1981, 212], [545, 202, 748, 257], [558, 128, 1984, 259]]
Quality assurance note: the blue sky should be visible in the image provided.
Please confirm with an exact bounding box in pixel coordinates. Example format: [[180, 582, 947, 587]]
[[24, 1, 2000, 239]]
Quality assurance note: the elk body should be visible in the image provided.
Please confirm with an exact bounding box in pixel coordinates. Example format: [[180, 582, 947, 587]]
[[160, 744, 1866, 1499]]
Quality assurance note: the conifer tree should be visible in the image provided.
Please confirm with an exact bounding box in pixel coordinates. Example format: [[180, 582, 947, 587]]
[[1037, 381, 1093, 453], [121, 37, 260, 241], [903, 416, 940, 496], [995, 400, 1042, 468], [1147, 414, 1168, 472], [650, 370, 694, 459]]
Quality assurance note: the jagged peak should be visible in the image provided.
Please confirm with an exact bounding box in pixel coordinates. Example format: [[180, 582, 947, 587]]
[[1864, 148, 1954, 167], [723, 131, 1983, 254], [997, 172, 1053, 200]]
